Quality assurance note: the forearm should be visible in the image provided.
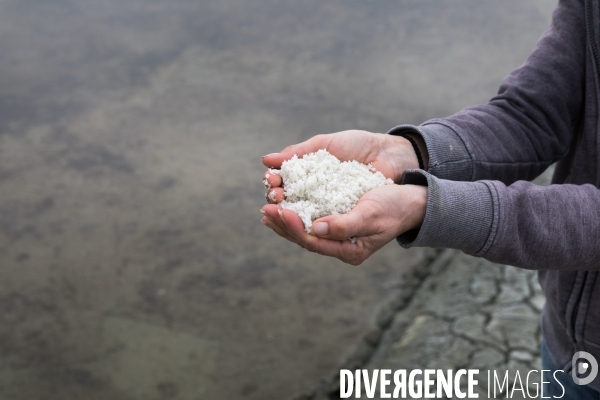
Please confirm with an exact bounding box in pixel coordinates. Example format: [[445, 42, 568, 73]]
[[399, 171, 600, 271]]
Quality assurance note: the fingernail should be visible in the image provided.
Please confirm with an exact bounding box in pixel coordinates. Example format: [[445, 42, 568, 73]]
[[278, 209, 288, 227], [262, 219, 275, 229], [262, 153, 279, 159], [312, 222, 328, 236], [260, 209, 266, 215]]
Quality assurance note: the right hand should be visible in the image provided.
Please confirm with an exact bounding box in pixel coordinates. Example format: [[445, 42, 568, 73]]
[[261, 130, 422, 203], [261, 183, 428, 265]]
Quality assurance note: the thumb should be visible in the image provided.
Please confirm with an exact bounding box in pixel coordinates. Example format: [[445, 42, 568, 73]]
[[262, 135, 330, 168], [311, 205, 377, 240]]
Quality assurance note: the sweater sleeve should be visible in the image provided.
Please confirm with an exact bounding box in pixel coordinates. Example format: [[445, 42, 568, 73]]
[[398, 170, 600, 271], [389, 0, 586, 185]]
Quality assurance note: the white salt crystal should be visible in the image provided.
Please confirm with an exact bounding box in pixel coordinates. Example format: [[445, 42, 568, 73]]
[[270, 149, 393, 233]]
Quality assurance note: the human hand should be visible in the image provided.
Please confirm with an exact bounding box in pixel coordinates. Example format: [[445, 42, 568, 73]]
[[261, 130, 424, 204], [260, 183, 427, 265]]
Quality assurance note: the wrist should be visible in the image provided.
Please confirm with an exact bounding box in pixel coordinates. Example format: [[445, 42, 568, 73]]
[[385, 126, 430, 179], [406, 185, 428, 231], [383, 134, 421, 183], [389, 184, 428, 237]]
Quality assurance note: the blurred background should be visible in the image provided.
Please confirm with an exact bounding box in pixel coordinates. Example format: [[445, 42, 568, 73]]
[[0, 1, 556, 399]]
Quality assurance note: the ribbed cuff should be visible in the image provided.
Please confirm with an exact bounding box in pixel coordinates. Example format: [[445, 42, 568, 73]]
[[387, 121, 474, 181], [397, 169, 496, 255]]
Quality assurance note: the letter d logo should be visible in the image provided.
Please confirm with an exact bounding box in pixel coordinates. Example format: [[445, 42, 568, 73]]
[[572, 351, 598, 385]]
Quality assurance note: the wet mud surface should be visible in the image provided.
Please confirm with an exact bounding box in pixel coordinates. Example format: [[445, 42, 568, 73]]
[[0, 1, 555, 399]]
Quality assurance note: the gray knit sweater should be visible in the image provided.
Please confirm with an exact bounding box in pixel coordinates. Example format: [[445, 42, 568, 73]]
[[389, 0, 600, 389]]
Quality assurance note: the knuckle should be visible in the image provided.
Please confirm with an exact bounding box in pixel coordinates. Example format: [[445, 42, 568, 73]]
[[304, 242, 318, 253], [306, 241, 328, 256], [315, 246, 328, 256], [313, 243, 326, 255], [265, 189, 276, 203], [284, 144, 299, 155], [331, 220, 348, 239], [361, 203, 379, 221]]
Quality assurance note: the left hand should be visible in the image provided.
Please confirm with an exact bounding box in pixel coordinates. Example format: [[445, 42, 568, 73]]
[[260, 183, 428, 265], [261, 130, 424, 204]]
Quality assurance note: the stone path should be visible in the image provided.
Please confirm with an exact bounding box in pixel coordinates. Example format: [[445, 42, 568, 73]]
[[362, 251, 544, 400]]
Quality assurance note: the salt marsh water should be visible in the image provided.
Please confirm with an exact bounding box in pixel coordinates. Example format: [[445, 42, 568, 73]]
[[0, 1, 555, 399]]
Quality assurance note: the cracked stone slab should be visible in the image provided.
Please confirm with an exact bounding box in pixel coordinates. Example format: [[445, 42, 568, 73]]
[[351, 251, 544, 400]]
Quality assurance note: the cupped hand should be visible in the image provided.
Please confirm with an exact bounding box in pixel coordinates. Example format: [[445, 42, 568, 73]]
[[262, 130, 420, 204], [260, 183, 427, 265]]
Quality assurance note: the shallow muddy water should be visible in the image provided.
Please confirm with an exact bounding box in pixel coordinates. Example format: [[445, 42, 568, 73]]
[[0, 1, 555, 399]]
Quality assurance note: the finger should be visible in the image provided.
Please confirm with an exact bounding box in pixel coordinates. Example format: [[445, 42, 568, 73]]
[[262, 215, 294, 241], [263, 171, 282, 188], [278, 210, 369, 264], [313, 238, 368, 265], [261, 205, 288, 232], [310, 201, 379, 240], [262, 216, 298, 244], [277, 209, 308, 239], [266, 187, 285, 204], [261, 134, 331, 168]]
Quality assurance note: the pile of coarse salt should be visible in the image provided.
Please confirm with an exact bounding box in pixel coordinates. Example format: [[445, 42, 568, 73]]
[[269, 149, 393, 234]]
